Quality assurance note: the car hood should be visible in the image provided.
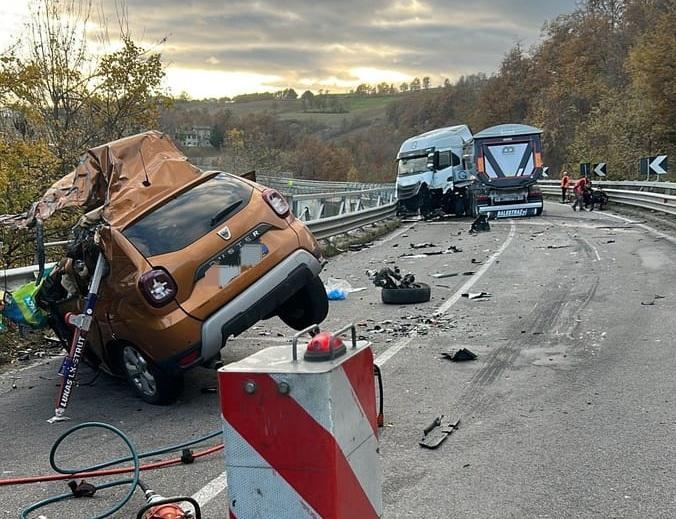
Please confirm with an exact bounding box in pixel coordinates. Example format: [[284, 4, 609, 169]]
[[0, 131, 202, 230]]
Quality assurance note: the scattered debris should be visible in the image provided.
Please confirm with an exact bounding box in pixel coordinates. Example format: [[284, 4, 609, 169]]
[[471, 258, 482, 264], [419, 416, 461, 449], [606, 239, 615, 244], [410, 242, 436, 249], [462, 292, 492, 300], [641, 294, 665, 306], [325, 278, 353, 300], [544, 244, 572, 249], [432, 272, 459, 279], [469, 215, 490, 234], [368, 266, 416, 290], [442, 348, 477, 362], [447, 245, 463, 253], [462, 271, 475, 276]]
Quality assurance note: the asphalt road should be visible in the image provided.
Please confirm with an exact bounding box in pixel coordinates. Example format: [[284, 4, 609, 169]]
[[1, 202, 675, 518]]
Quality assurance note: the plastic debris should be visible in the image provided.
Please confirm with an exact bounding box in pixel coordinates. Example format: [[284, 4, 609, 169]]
[[324, 278, 353, 300], [461, 292, 492, 300], [410, 242, 436, 249]]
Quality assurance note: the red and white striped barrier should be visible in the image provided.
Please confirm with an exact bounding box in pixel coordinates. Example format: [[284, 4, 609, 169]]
[[219, 327, 382, 518]]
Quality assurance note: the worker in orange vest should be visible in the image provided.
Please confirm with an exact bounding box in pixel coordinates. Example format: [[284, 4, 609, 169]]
[[572, 176, 588, 211], [560, 172, 570, 203]]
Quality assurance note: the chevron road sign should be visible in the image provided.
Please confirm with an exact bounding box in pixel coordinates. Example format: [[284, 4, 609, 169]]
[[640, 155, 668, 176], [593, 163, 607, 177]]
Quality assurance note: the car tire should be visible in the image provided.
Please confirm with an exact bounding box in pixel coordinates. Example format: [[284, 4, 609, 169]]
[[277, 275, 329, 330], [381, 283, 431, 305], [119, 344, 183, 405], [535, 207, 543, 216]]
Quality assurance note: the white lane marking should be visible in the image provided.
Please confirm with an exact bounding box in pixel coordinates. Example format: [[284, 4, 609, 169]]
[[192, 471, 228, 507], [374, 336, 415, 367], [603, 212, 676, 246], [375, 221, 517, 367], [434, 221, 516, 316]]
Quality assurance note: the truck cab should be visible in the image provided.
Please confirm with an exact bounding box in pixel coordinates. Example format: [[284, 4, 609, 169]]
[[470, 124, 544, 218], [395, 125, 474, 217]]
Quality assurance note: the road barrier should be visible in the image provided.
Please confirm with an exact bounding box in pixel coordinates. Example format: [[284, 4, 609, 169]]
[[538, 180, 676, 217]]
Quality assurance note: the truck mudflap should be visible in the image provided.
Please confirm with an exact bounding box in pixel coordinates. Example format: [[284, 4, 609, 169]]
[[478, 201, 542, 218]]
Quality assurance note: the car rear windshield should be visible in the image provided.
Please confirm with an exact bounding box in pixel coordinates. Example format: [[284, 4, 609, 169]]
[[122, 173, 253, 257]]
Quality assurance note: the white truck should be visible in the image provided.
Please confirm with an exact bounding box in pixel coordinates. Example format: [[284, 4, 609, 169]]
[[395, 125, 475, 217]]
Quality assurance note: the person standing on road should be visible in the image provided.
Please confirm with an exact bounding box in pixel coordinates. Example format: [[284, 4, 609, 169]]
[[560, 172, 570, 203], [572, 176, 587, 211]]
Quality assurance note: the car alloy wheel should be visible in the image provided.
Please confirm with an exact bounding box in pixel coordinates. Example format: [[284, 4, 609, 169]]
[[122, 346, 158, 398]]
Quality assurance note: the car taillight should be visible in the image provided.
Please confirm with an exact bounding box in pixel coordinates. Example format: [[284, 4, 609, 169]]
[[138, 268, 177, 308], [477, 194, 490, 203], [262, 188, 290, 218]]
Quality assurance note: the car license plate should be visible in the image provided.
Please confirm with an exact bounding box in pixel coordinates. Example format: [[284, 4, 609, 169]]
[[494, 193, 523, 202]]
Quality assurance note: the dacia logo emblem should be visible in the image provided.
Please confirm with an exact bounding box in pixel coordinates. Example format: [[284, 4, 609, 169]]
[[217, 226, 232, 240]]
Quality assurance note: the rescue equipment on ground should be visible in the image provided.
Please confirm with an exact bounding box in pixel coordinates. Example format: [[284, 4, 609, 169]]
[[48, 252, 107, 423]]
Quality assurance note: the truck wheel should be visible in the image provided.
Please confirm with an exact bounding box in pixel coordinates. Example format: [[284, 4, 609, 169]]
[[119, 344, 183, 405], [453, 196, 465, 217], [419, 187, 432, 218], [277, 276, 329, 330], [381, 283, 431, 305]]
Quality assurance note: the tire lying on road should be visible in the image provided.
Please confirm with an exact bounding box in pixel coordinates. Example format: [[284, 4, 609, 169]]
[[381, 282, 431, 304]]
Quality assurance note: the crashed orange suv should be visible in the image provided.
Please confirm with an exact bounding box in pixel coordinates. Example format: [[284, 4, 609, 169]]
[[22, 131, 328, 403]]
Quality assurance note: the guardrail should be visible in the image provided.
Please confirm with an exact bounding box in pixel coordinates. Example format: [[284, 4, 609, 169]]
[[1, 177, 399, 289], [538, 180, 676, 217]]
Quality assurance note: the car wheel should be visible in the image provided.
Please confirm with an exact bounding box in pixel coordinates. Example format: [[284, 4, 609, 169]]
[[381, 283, 431, 305], [120, 344, 183, 405], [535, 207, 543, 216], [277, 276, 329, 330]]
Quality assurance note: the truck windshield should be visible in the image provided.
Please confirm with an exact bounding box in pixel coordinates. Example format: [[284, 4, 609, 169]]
[[397, 157, 429, 176]]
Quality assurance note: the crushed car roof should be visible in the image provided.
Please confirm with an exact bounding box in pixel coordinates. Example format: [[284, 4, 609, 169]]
[[0, 131, 203, 229]]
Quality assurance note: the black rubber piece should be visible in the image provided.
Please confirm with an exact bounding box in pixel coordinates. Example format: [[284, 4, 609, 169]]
[[381, 283, 431, 304]]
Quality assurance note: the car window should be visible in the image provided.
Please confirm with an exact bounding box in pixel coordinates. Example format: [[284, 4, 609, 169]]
[[123, 173, 253, 257]]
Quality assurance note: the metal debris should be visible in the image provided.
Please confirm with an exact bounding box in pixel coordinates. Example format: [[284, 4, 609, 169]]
[[368, 266, 416, 289], [419, 416, 461, 449], [461, 292, 492, 300]]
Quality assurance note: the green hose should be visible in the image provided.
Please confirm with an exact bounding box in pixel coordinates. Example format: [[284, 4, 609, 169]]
[[21, 422, 221, 519]]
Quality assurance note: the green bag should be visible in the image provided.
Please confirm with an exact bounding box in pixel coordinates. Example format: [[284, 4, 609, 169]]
[[1, 275, 50, 329]]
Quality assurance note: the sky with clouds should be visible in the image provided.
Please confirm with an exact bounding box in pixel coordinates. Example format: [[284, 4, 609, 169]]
[[0, 1, 577, 98]]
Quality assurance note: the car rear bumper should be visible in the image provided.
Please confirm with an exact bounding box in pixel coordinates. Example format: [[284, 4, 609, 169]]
[[200, 249, 323, 362]]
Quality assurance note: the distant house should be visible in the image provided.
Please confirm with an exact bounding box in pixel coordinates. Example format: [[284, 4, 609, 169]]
[[176, 125, 212, 147]]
